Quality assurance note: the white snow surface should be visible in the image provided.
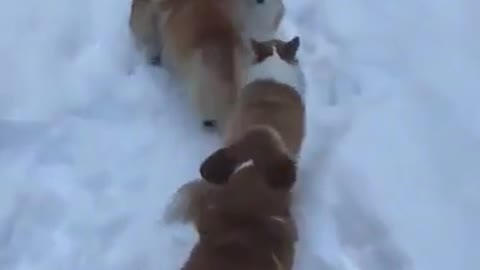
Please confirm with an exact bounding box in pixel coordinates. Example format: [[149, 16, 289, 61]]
[[0, 0, 479, 270]]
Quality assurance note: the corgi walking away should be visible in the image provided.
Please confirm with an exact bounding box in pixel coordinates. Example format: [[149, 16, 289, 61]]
[[129, 0, 286, 130], [220, 36, 306, 168]]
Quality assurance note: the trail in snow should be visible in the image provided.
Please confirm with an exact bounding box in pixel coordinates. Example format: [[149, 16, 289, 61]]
[[283, 0, 480, 269], [0, 0, 479, 270]]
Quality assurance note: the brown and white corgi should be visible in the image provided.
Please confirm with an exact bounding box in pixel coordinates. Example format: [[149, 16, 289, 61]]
[[164, 129, 298, 270], [220, 36, 306, 164], [129, 0, 286, 129]]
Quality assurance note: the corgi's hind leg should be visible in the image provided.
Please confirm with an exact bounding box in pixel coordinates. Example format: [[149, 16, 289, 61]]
[[202, 120, 216, 128], [186, 50, 235, 130], [129, 0, 164, 65], [184, 66, 219, 128]]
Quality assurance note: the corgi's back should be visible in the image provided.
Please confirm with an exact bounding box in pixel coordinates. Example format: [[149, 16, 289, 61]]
[[230, 81, 304, 155], [224, 37, 306, 156]]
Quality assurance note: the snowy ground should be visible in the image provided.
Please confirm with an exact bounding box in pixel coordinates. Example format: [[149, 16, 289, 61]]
[[0, 0, 479, 270]]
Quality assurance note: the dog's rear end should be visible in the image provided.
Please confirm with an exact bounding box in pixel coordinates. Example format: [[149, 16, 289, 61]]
[[129, 0, 287, 129], [177, 171, 297, 270], [165, 127, 298, 270]]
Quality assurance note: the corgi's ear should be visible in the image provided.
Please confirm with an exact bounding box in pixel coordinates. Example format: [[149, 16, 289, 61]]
[[250, 38, 262, 52], [275, 36, 300, 64], [200, 148, 237, 185], [200, 126, 297, 189], [261, 153, 297, 190], [268, 216, 299, 243], [228, 126, 297, 190], [285, 36, 300, 57], [250, 39, 273, 63]]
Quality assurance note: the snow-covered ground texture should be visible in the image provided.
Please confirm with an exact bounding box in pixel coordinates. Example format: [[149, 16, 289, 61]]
[[0, 0, 479, 270]]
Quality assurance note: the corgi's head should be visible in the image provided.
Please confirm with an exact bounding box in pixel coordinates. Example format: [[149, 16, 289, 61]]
[[200, 126, 297, 190], [168, 169, 296, 270], [243, 36, 305, 94], [194, 168, 297, 268], [250, 36, 300, 65]]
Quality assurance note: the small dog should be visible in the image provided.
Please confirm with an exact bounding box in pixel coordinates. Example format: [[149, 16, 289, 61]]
[[129, 0, 286, 129], [164, 129, 298, 270], [219, 36, 306, 166]]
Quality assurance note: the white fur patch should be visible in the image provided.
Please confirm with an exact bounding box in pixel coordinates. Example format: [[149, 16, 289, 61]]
[[234, 159, 254, 173], [243, 48, 306, 98], [270, 216, 287, 224]]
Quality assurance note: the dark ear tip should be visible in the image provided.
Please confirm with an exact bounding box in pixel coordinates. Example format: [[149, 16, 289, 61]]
[[291, 36, 300, 46], [200, 148, 237, 185], [202, 120, 216, 128], [264, 157, 297, 190]]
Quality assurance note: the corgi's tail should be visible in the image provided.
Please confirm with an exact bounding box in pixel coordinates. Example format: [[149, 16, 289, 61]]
[[200, 125, 297, 189], [163, 178, 216, 225]]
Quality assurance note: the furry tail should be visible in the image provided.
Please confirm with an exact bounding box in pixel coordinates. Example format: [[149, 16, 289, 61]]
[[163, 179, 218, 224], [200, 125, 297, 189]]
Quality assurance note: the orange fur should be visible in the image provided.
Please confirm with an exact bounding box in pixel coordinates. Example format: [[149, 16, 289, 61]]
[[165, 157, 297, 270], [161, 0, 244, 129], [129, 0, 286, 129], [164, 116, 300, 269], [223, 37, 305, 162]]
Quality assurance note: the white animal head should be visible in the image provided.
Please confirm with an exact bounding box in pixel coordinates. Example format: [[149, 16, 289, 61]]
[[244, 36, 306, 96], [229, 0, 285, 40]]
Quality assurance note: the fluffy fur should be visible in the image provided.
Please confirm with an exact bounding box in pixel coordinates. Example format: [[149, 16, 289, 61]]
[[243, 45, 306, 98], [129, 0, 286, 129], [164, 129, 298, 270], [162, 37, 303, 270]]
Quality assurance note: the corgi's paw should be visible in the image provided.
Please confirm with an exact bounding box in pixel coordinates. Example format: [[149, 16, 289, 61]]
[[202, 120, 216, 128]]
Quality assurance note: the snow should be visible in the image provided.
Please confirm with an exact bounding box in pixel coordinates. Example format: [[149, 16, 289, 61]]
[[0, 0, 479, 270]]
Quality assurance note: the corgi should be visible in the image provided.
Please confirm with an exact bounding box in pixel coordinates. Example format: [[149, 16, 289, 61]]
[[129, 0, 286, 129], [164, 129, 298, 270], [220, 36, 306, 164]]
